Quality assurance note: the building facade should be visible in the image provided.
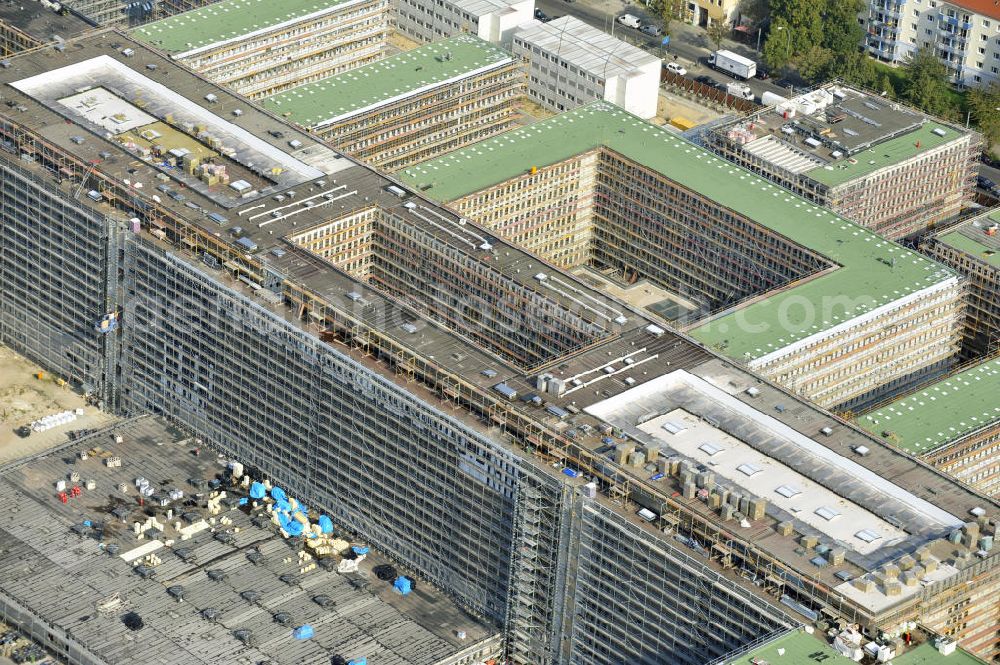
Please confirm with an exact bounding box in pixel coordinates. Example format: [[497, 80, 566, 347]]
[[705, 84, 979, 240], [394, 0, 533, 47], [132, 0, 390, 98], [0, 33, 997, 665], [864, 0, 1000, 89], [262, 35, 526, 171], [402, 102, 965, 410], [512, 17, 660, 119], [922, 209, 1000, 359]]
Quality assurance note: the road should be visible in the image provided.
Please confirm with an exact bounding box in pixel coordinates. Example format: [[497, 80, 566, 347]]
[[532, 0, 804, 103]]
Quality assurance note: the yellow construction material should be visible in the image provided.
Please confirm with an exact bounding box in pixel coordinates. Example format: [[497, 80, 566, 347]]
[[670, 116, 696, 131]]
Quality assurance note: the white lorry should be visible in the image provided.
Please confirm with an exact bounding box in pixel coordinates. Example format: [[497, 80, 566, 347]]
[[616, 14, 641, 29], [708, 49, 756, 80], [726, 82, 754, 101]]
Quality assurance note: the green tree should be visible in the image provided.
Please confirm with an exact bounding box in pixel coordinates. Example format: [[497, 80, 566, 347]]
[[738, 0, 769, 28], [707, 20, 730, 51], [797, 45, 833, 83], [874, 72, 896, 98], [769, 0, 824, 54], [969, 82, 1000, 150], [833, 50, 877, 88], [821, 0, 866, 56], [902, 48, 957, 118], [656, 0, 687, 36], [762, 19, 794, 72]]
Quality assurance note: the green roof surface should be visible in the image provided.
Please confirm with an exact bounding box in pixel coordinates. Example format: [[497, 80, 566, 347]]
[[937, 209, 1000, 268], [855, 357, 1000, 454], [398, 102, 956, 362], [804, 121, 956, 187], [734, 630, 985, 665], [133, 0, 346, 54], [262, 35, 513, 126]]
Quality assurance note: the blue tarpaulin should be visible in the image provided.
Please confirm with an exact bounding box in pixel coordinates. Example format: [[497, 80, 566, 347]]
[[273, 498, 291, 513], [347, 659, 367, 665], [284, 520, 304, 537], [270, 486, 287, 502], [393, 577, 412, 595], [249, 482, 266, 499], [351, 546, 369, 556], [318, 515, 333, 534], [292, 625, 314, 640], [238, 497, 248, 505]]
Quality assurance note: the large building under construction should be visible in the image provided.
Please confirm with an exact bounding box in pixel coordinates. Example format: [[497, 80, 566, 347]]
[[856, 356, 1000, 500], [400, 102, 965, 411], [922, 209, 1000, 359], [132, 0, 390, 98], [705, 83, 978, 240], [262, 34, 525, 171], [0, 31, 998, 665]]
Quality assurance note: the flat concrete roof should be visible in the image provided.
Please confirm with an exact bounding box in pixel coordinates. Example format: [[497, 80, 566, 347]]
[[132, 0, 357, 56], [0, 416, 496, 664], [936, 208, 1000, 268], [856, 357, 1000, 454], [513, 16, 658, 78], [262, 34, 514, 127], [805, 121, 957, 187], [0, 3, 94, 42], [398, 101, 957, 363]]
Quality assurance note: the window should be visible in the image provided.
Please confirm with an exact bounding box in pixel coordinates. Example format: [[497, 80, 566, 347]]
[[855, 529, 882, 543], [699, 442, 724, 456], [815, 506, 841, 521]]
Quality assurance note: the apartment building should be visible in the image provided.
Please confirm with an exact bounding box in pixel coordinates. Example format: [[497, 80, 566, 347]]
[[865, 0, 1000, 88], [262, 34, 525, 171], [0, 32, 998, 664], [856, 356, 1000, 499], [401, 101, 965, 410], [394, 0, 533, 46], [706, 83, 978, 240], [0, 2, 94, 55], [132, 0, 390, 98], [512, 16, 660, 119], [922, 209, 1000, 358]]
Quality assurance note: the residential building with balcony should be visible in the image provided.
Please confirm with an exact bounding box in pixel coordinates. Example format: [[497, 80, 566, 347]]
[[863, 0, 1000, 89]]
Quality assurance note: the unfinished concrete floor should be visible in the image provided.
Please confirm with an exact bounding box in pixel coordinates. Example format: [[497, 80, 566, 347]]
[[0, 344, 116, 465]]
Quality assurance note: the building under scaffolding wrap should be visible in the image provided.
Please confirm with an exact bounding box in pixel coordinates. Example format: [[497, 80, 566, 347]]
[[262, 34, 526, 171], [0, 31, 998, 664], [131, 0, 390, 98], [922, 208, 1000, 360], [400, 102, 965, 411], [61, 0, 223, 27], [704, 83, 978, 240]]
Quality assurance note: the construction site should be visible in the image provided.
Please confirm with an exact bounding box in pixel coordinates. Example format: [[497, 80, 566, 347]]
[[0, 416, 501, 664], [61, 0, 225, 27], [262, 34, 525, 171], [0, 28, 997, 665], [704, 83, 978, 240], [854, 355, 1000, 499], [131, 0, 391, 98], [400, 101, 964, 411], [922, 208, 1000, 360]]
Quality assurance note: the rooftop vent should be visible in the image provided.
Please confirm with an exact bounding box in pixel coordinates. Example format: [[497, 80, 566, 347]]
[[855, 529, 882, 543], [698, 442, 724, 456], [737, 463, 762, 477], [932, 127, 947, 137]]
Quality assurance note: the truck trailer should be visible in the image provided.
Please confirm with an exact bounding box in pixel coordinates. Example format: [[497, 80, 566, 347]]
[[708, 49, 756, 79]]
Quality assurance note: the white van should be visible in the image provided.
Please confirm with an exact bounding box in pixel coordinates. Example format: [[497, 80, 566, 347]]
[[616, 14, 641, 29]]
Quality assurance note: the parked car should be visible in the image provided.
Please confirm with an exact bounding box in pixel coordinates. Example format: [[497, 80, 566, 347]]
[[755, 68, 770, 80], [694, 75, 715, 86], [534, 8, 547, 20], [640, 24, 663, 36], [616, 14, 641, 29], [977, 175, 996, 191], [664, 61, 687, 76]]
